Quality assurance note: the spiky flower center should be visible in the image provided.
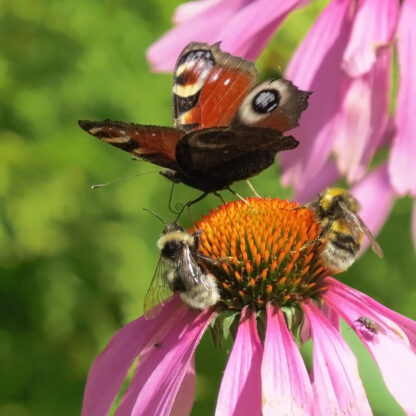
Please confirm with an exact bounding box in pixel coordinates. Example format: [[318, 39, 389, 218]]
[[193, 198, 328, 311]]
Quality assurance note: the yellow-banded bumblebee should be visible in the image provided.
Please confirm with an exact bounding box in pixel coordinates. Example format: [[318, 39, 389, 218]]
[[306, 188, 383, 273], [144, 223, 220, 318]]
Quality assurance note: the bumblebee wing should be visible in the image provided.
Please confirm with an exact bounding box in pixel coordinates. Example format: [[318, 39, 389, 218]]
[[143, 258, 173, 319], [178, 246, 211, 291], [338, 201, 384, 258]]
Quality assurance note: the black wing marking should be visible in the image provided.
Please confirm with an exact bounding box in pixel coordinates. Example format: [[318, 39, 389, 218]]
[[176, 126, 298, 171]]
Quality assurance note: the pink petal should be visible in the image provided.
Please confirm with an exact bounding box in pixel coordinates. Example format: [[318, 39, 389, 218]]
[[342, 0, 399, 77], [170, 355, 195, 416], [304, 301, 372, 415], [388, 0, 416, 196], [333, 49, 391, 183], [351, 164, 395, 252], [326, 277, 416, 354], [81, 297, 186, 416], [261, 304, 313, 415], [147, 0, 307, 72], [116, 307, 215, 416], [412, 200, 416, 251], [293, 159, 339, 203], [173, 0, 223, 24], [147, 0, 245, 72], [218, 0, 307, 61], [215, 307, 263, 416], [324, 278, 416, 415], [281, 0, 354, 192]]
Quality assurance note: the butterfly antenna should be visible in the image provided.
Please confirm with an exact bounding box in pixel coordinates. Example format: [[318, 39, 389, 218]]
[[91, 170, 159, 189], [143, 208, 167, 225]]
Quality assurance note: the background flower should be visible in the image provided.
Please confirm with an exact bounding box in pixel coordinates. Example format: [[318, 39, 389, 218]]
[[147, 0, 416, 251]]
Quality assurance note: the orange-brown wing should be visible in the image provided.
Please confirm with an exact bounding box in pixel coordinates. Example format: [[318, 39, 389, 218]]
[[78, 120, 184, 170], [173, 42, 257, 132], [235, 79, 312, 132]]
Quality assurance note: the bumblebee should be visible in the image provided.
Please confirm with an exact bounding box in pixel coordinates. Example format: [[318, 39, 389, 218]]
[[144, 223, 220, 318], [306, 188, 383, 273]]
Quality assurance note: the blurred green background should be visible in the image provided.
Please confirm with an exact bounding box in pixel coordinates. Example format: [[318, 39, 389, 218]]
[[0, 1, 415, 415]]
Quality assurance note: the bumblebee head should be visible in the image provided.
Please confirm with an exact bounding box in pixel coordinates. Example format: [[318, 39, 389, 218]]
[[319, 188, 361, 214], [157, 224, 195, 261], [162, 223, 184, 235]]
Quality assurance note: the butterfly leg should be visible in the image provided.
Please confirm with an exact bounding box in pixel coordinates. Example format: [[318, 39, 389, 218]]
[[227, 187, 253, 207], [246, 179, 261, 198], [173, 191, 210, 222], [213, 191, 227, 205]]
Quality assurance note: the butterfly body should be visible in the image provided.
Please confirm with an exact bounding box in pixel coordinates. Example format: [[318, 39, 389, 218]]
[[79, 42, 310, 193]]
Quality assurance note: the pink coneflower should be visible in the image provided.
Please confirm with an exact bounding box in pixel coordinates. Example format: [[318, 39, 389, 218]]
[[279, 0, 415, 247], [82, 198, 416, 415], [147, 0, 416, 247], [146, 0, 310, 72]]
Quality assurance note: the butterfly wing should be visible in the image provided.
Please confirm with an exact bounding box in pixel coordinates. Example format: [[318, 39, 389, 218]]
[[235, 78, 312, 132], [173, 42, 258, 132], [176, 126, 298, 171], [78, 120, 184, 170]]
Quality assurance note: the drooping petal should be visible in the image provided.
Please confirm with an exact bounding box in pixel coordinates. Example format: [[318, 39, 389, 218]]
[[173, 0, 223, 24], [170, 355, 195, 416], [333, 49, 391, 183], [261, 303, 313, 415], [218, 0, 307, 61], [304, 301, 372, 415], [116, 307, 215, 416], [351, 164, 395, 252], [412, 200, 416, 251], [342, 0, 399, 77], [281, 0, 354, 193], [323, 278, 416, 415], [293, 159, 339, 203], [215, 307, 263, 416], [388, 0, 416, 196], [326, 277, 416, 354], [81, 297, 186, 416], [147, 0, 246, 72], [321, 301, 340, 331], [147, 0, 307, 72]]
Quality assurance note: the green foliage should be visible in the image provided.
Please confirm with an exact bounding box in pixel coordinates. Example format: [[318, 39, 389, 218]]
[[0, 1, 414, 415]]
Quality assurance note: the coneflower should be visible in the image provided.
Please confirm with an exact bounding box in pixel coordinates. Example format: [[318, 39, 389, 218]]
[[82, 198, 416, 415]]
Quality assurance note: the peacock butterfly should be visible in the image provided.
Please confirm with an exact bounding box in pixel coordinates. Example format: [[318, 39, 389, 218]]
[[79, 42, 311, 194]]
